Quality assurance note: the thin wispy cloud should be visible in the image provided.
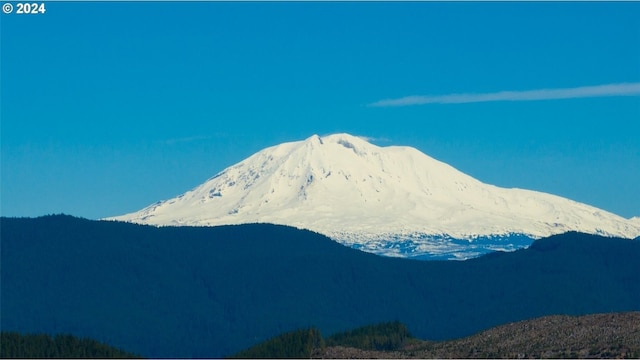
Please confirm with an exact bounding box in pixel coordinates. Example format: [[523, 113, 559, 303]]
[[368, 83, 640, 107]]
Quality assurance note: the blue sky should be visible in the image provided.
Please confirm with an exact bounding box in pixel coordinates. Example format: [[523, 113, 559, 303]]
[[2, 2, 639, 219]]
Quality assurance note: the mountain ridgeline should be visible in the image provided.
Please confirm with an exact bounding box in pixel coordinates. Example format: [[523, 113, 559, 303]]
[[2, 215, 639, 358]]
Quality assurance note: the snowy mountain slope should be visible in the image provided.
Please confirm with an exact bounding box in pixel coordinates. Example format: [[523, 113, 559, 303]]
[[108, 134, 640, 259]]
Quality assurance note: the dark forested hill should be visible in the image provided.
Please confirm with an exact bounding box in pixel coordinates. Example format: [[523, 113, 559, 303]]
[[2, 215, 639, 358]]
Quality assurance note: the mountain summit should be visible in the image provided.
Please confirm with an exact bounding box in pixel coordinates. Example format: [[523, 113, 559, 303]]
[[109, 133, 640, 259]]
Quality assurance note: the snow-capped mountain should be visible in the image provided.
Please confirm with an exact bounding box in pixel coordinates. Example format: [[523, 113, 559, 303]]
[[108, 134, 640, 259]]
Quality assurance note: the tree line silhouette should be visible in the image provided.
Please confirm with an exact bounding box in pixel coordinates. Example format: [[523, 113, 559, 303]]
[[0, 332, 140, 358]]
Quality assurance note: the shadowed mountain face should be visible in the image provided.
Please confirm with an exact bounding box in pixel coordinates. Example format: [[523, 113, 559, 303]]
[[2, 215, 639, 358]]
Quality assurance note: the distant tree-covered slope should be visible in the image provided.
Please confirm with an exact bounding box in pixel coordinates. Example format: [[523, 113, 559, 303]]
[[317, 312, 640, 359], [232, 313, 640, 359], [229, 328, 323, 359], [2, 215, 639, 358], [229, 321, 411, 358], [0, 332, 141, 358], [325, 321, 412, 351]]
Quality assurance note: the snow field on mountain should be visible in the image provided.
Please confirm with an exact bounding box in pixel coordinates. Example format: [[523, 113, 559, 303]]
[[108, 133, 640, 259]]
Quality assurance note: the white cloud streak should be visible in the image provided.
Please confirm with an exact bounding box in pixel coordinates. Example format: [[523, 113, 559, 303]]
[[368, 83, 640, 107]]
